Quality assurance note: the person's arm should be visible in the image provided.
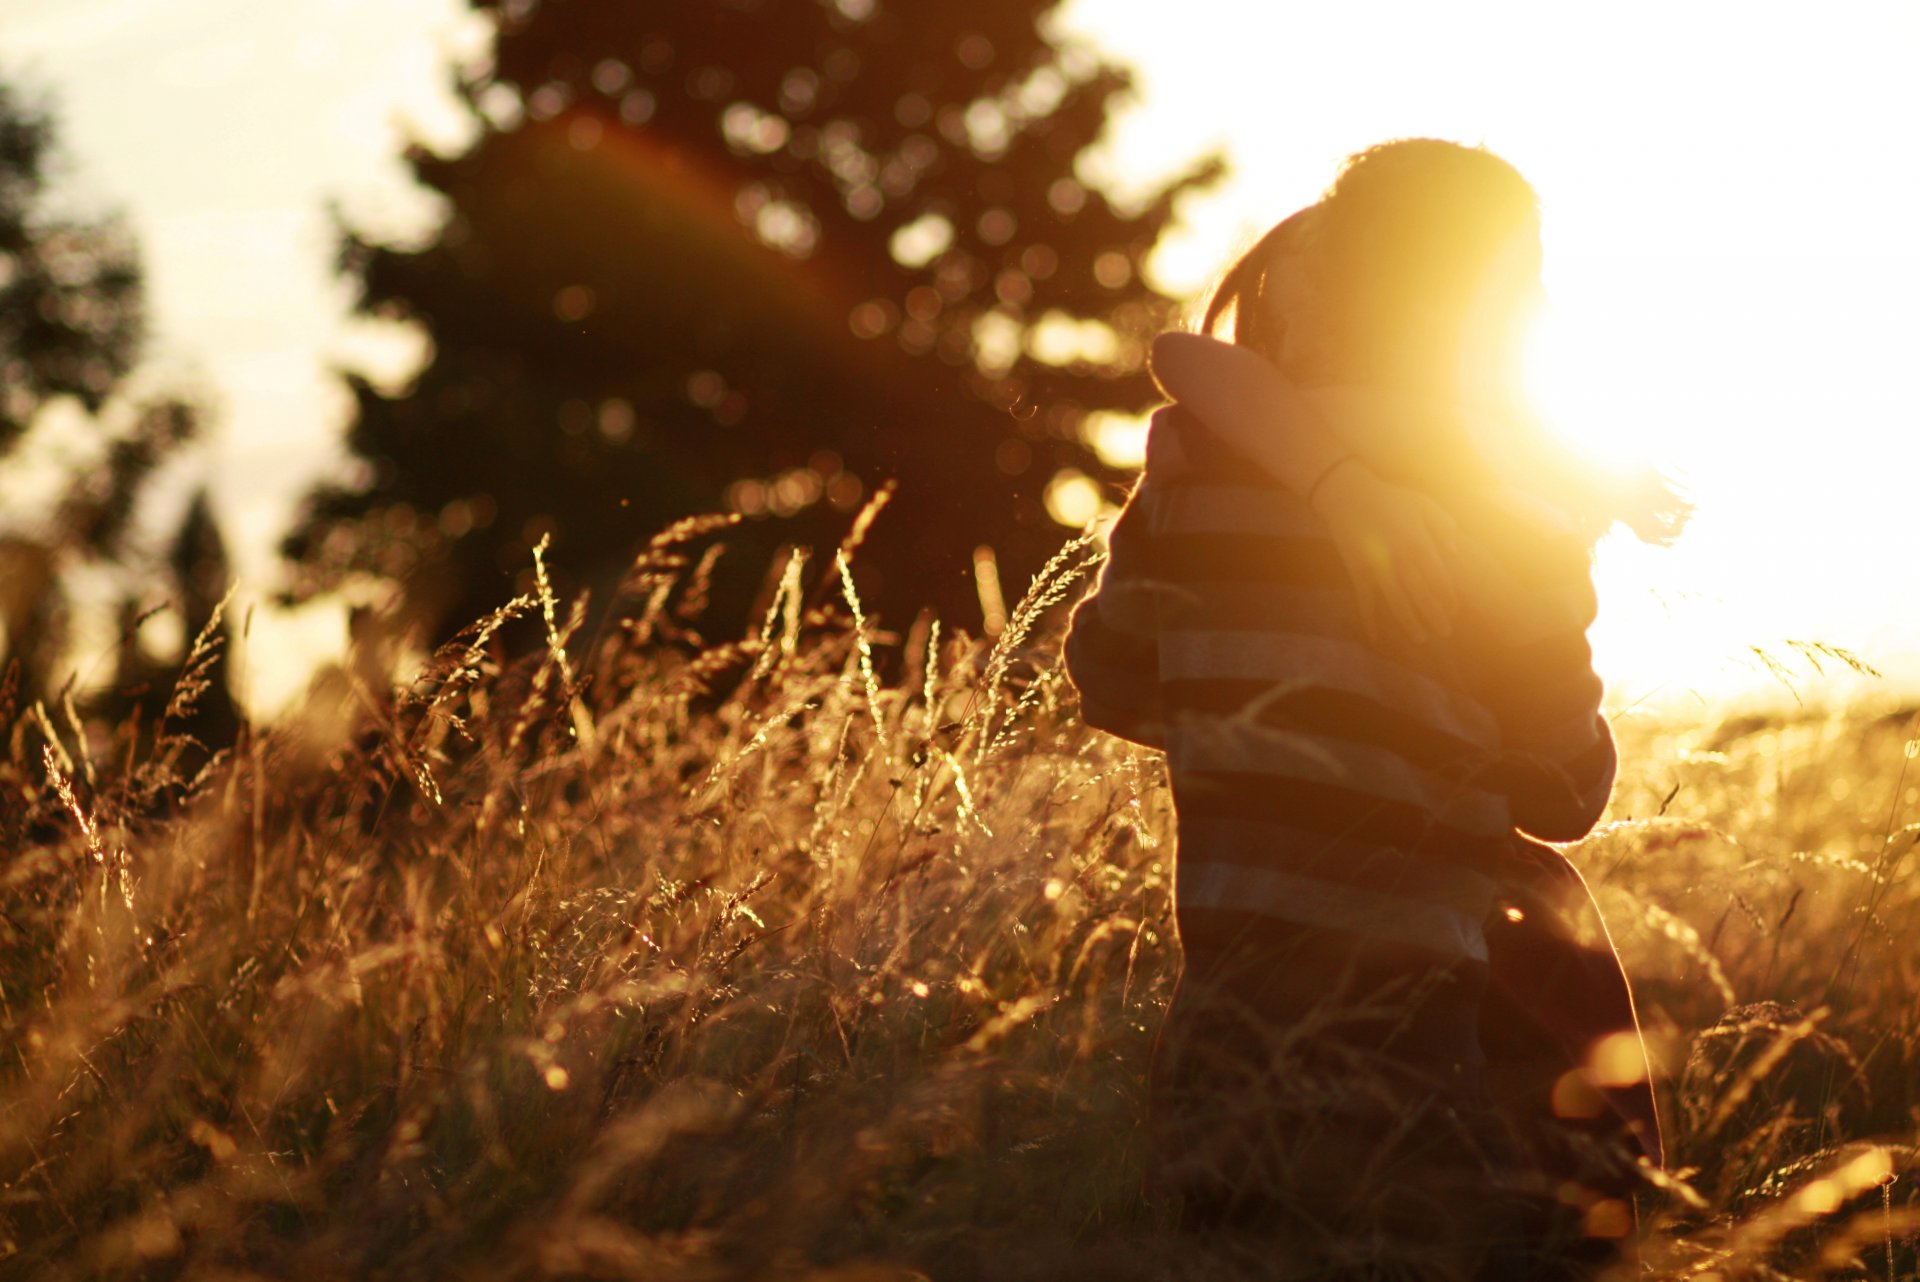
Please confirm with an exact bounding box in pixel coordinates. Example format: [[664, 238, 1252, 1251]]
[[1467, 573, 1617, 842], [1150, 331, 1351, 499], [1149, 331, 1459, 645]]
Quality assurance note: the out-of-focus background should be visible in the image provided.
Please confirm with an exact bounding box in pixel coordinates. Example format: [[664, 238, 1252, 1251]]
[[3, 0, 1917, 720]]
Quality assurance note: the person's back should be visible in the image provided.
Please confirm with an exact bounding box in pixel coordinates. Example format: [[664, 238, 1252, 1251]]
[[1066, 394, 1619, 1261], [1065, 138, 1684, 1277]]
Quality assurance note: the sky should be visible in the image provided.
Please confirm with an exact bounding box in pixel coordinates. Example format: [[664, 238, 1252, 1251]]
[[0, 0, 488, 703], [3, 0, 1917, 716]]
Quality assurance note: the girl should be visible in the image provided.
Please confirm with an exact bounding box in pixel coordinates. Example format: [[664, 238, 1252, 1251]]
[[1064, 139, 1682, 1278]]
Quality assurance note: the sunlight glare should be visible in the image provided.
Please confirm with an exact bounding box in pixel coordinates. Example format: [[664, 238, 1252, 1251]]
[[1521, 293, 1662, 475]]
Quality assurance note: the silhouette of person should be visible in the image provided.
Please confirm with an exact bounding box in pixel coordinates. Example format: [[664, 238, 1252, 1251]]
[[1065, 138, 1686, 1279]]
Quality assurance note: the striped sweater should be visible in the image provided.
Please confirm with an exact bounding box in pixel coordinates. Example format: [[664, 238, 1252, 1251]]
[[1066, 401, 1619, 1071]]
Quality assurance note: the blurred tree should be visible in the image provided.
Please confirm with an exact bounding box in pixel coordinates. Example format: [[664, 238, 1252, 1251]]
[[0, 80, 142, 460], [0, 75, 232, 738], [97, 483, 241, 759], [285, 0, 1218, 647]]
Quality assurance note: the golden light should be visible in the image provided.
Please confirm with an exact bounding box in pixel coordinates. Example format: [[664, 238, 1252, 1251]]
[[1581, 1200, 1633, 1240], [12, 0, 1916, 715], [1795, 1179, 1842, 1216], [1027, 311, 1122, 366], [1044, 468, 1104, 527], [1082, 411, 1149, 468], [1583, 1031, 1650, 1089], [972, 545, 1009, 636], [1520, 296, 1664, 475], [1055, 0, 1920, 702]]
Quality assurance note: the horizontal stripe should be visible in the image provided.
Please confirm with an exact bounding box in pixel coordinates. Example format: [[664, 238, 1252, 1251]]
[[1157, 680, 1489, 771], [1145, 531, 1350, 592], [1485, 734, 1614, 803], [1515, 706, 1611, 764], [1167, 770, 1513, 876], [1173, 910, 1493, 997], [1159, 628, 1500, 748], [1142, 581, 1364, 640], [1066, 597, 1158, 663], [1069, 680, 1163, 735], [1176, 859, 1490, 963], [1062, 585, 1166, 748], [1067, 418, 1618, 955], [1088, 575, 1190, 634], [1165, 718, 1510, 838], [1079, 705, 1164, 750], [1477, 644, 1602, 712], [1452, 547, 1598, 648], [1172, 814, 1502, 919], [1153, 481, 1325, 540]]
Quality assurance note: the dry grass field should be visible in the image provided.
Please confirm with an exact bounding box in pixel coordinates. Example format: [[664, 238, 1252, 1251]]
[[3, 519, 1917, 1281]]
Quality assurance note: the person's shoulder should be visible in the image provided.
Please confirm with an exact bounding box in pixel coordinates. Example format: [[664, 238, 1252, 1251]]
[[1143, 399, 1277, 487], [1141, 403, 1186, 476]]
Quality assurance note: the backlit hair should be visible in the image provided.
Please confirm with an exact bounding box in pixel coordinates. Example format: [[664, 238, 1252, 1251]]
[[1199, 138, 1688, 547], [1204, 138, 1540, 385]]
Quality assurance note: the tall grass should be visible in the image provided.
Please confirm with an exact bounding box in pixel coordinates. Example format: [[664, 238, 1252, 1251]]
[[1, 519, 1916, 1281]]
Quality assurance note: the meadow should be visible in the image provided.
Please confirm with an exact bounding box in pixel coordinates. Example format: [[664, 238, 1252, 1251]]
[[2, 515, 1917, 1281]]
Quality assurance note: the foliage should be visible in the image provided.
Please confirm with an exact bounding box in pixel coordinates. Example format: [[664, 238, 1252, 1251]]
[[0, 79, 143, 459], [0, 72, 227, 727], [5, 513, 1920, 1279], [284, 0, 1221, 650]]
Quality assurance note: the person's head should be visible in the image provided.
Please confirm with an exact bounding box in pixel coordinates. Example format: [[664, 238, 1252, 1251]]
[[1204, 139, 1543, 402], [1202, 139, 1689, 547]]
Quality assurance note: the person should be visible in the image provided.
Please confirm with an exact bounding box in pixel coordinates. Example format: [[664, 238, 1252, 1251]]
[[1063, 138, 1684, 1279]]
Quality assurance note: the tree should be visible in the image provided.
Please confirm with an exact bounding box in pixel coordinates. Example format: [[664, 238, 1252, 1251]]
[[0, 80, 143, 460], [0, 74, 229, 736], [98, 483, 240, 758], [286, 0, 1218, 648]]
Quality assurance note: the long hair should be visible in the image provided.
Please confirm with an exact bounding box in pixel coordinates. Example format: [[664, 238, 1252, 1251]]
[[1202, 139, 1688, 547]]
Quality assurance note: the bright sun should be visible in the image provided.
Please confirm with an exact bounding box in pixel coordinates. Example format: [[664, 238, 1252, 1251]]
[[1520, 292, 1668, 477], [1054, 0, 1920, 698]]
